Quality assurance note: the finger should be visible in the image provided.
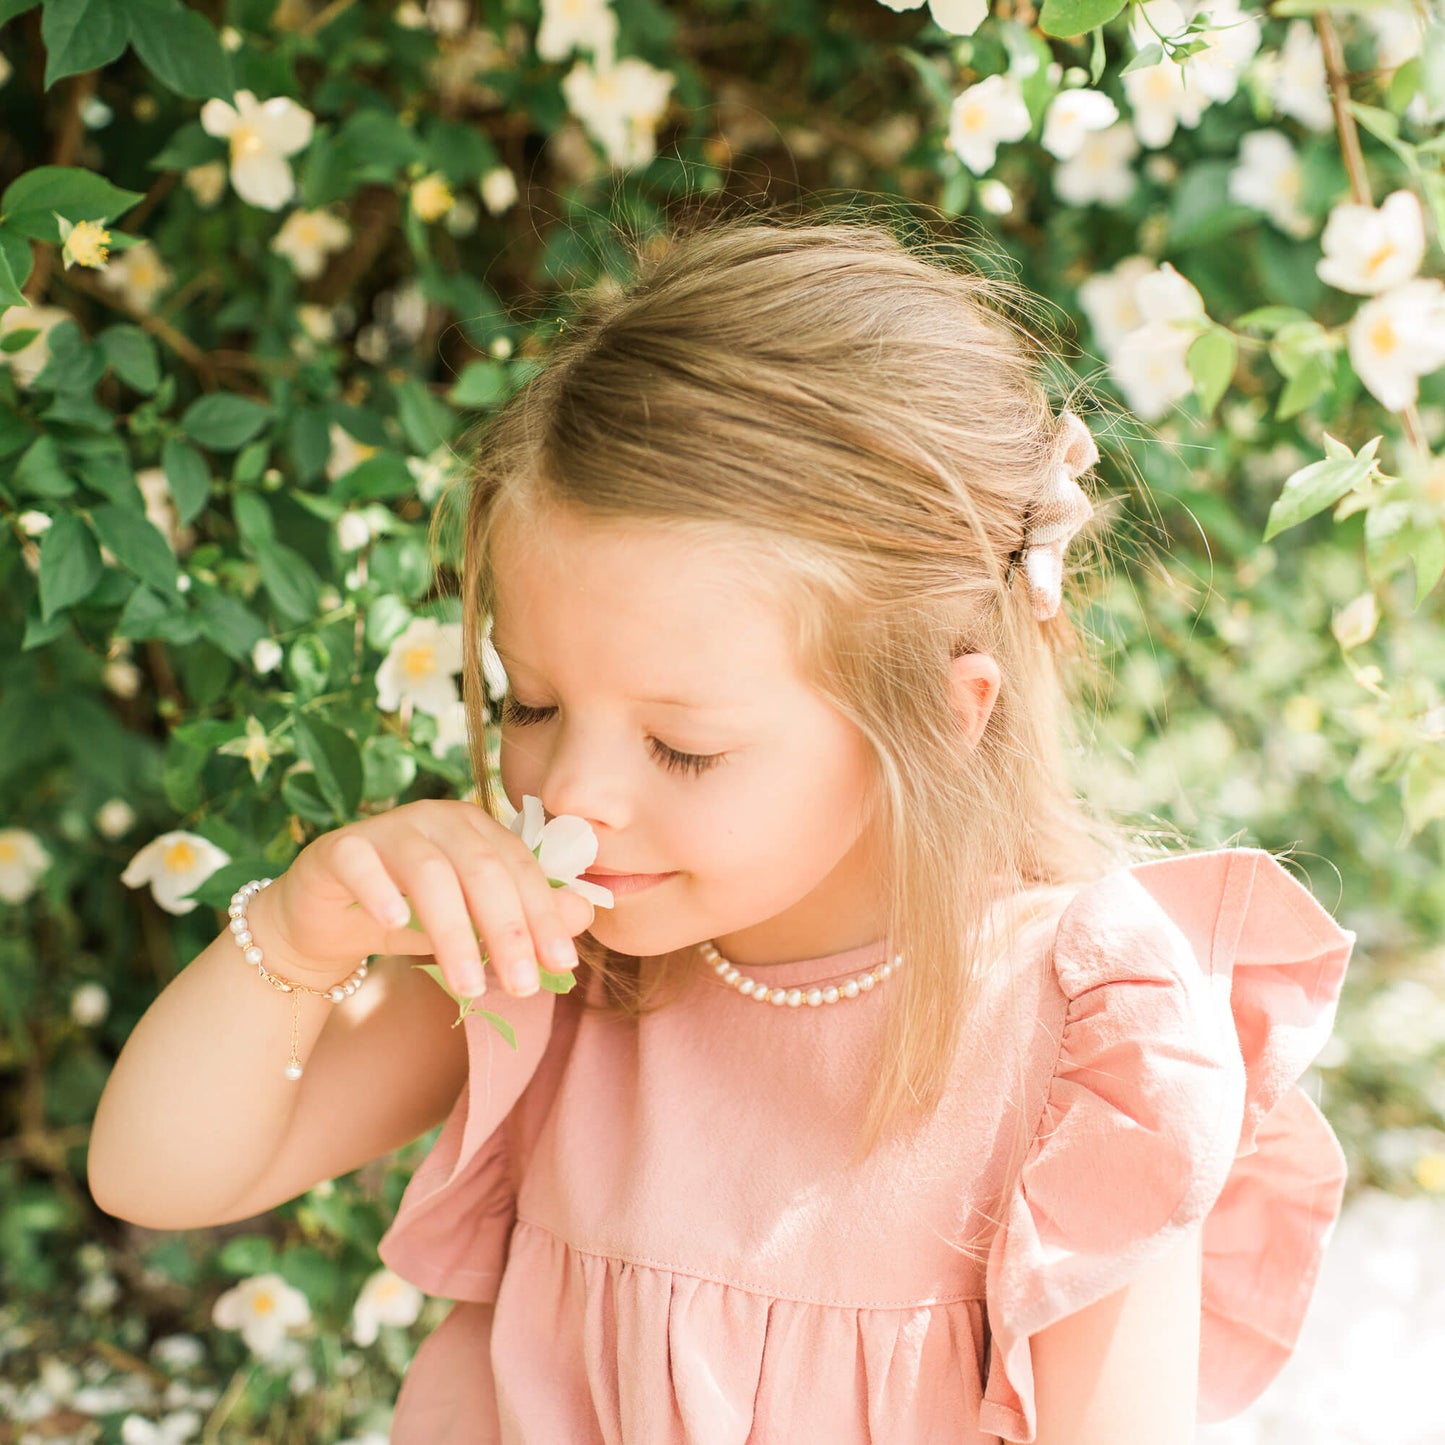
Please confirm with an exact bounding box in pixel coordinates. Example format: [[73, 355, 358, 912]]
[[482, 847, 582, 976], [328, 830, 412, 933], [393, 838, 493, 998], [454, 850, 545, 997]]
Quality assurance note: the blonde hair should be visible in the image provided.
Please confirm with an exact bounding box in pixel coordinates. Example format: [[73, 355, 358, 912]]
[[432, 202, 1183, 1194]]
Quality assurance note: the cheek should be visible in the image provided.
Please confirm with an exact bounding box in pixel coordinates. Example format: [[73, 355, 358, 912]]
[[497, 739, 531, 814]]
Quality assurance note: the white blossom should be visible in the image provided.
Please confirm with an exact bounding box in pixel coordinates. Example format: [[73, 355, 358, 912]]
[[561, 53, 675, 169], [183, 160, 227, 207], [70, 982, 111, 1027], [326, 421, 379, 481], [428, 698, 471, 759], [1347, 278, 1445, 413], [97, 240, 173, 312], [508, 793, 615, 908], [376, 616, 464, 718], [211, 1273, 311, 1360], [1332, 591, 1379, 650], [349, 1268, 424, 1346], [200, 90, 315, 211], [1053, 122, 1138, 206], [120, 831, 232, 915], [96, 797, 136, 839], [537, 0, 618, 66], [947, 72, 1032, 174], [251, 637, 283, 675], [1041, 87, 1119, 161], [17, 509, 52, 537], [0, 828, 52, 903], [270, 208, 351, 279], [135, 467, 196, 557], [0, 304, 71, 387], [1255, 20, 1334, 131], [1228, 129, 1313, 239], [1077, 253, 1160, 355], [480, 165, 519, 215], [1317, 189, 1426, 296]]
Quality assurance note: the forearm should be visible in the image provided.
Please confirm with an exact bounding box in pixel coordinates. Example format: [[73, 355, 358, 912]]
[[86, 885, 358, 1229]]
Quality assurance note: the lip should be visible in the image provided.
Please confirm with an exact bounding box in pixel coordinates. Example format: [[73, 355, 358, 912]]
[[580, 869, 677, 896]]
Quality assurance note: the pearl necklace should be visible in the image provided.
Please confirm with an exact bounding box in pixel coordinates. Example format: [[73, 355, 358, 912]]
[[698, 938, 904, 1007]]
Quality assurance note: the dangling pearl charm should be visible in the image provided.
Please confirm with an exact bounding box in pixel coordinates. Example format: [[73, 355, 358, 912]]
[[697, 940, 904, 1007]]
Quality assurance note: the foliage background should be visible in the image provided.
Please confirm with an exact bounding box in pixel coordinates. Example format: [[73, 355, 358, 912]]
[[0, 0, 1442, 1438]]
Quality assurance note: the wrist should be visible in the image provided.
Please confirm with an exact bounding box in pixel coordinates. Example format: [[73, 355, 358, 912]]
[[237, 878, 356, 988]]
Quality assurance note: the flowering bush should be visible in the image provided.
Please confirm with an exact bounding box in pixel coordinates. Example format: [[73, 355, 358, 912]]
[[1, 0, 1443, 1437]]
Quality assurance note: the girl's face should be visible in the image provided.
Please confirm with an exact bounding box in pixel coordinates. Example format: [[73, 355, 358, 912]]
[[491, 503, 890, 968]]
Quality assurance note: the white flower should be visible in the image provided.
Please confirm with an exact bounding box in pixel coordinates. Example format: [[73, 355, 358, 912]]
[[120, 831, 232, 915], [480, 616, 510, 702], [1332, 591, 1379, 649], [97, 241, 173, 312], [561, 53, 675, 169], [296, 304, 336, 344], [406, 446, 457, 505], [349, 1268, 424, 1347], [1106, 262, 1208, 421], [394, 1, 427, 25], [977, 179, 1013, 214], [0, 304, 71, 387], [874, 0, 987, 29], [480, 165, 519, 215], [71, 982, 111, 1026], [425, 0, 469, 35], [18, 509, 52, 537], [251, 637, 283, 675], [96, 797, 136, 839], [428, 698, 471, 759], [326, 421, 379, 481], [947, 73, 1032, 174], [150, 1335, 206, 1372], [1053, 121, 1138, 206], [1228, 129, 1312, 239], [376, 616, 464, 718], [118, 1408, 202, 1444], [537, 0, 618, 66], [270, 208, 350, 279], [508, 794, 615, 908], [1041, 87, 1119, 161], [336, 511, 376, 553], [410, 173, 455, 223], [0, 828, 52, 903], [199, 90, 315, 211], [1317, 189, 1426, 296], [211, 1273, 311, 1360], [1076, 253, 1160, 355], [1347, 278, 1445, 413], [1255, 19, 1334, 131], [135, 467, 196, 557], [1361, 4, 1427, 71], [1173, 0, 1261, 104], [183, 160, 227, 207], [103, 657, 143, 698], [1121, 51, 1209, 148]]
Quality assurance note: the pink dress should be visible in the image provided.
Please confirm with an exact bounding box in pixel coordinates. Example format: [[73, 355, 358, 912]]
[[378, 846, 1355, 1444]]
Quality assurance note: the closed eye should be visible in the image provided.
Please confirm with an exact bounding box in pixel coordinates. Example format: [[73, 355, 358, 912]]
[[499, 696, 728, 778]]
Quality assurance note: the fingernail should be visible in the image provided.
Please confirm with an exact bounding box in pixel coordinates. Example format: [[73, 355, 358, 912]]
[[460, 967, 486, 997], [545, 940, 577, 969], [513, 964, 540, 996]]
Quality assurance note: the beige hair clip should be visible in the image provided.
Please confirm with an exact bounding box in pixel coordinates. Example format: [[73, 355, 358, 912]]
[[1011, 410, 1099, 622]]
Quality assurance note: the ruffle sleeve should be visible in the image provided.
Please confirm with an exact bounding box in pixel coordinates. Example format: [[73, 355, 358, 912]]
[[978, 846, 1355, 1444], [377, 985, 559, 1302]]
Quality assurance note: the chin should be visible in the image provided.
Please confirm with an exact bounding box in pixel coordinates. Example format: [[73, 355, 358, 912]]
[[581, 911, 698, 963]]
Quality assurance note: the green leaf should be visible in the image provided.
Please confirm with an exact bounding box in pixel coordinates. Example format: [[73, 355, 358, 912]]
[[161, 436, 210, 525], [89, 503, 182, 598], [0, 1, 41, 25], [1120, 41, 1163, 74], [1264, 447, 1377, 542], [1036, 0, 1124, 36], [1232, 305, 1314, 334], [37, 510, 103, 618], [1186, 326, 1235, 419], [99, 324, 160, 394], [12, 435, 73, 498], [0, 227, 32, 297], [0, 244, 26, 310], [292, 714, 363, 823], [129, 0, 231, 98], [40, 0, 131, 89], [448, 360, 509, 409], [189, 579, 267, 662], [0, 167, 144, 241], [232, 489, 275, 550], [181, 393, 272, 450], [255, 541, 321, 623]]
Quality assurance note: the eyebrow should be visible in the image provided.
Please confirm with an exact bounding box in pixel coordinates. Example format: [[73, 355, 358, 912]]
[[488, 633, 742, 711]]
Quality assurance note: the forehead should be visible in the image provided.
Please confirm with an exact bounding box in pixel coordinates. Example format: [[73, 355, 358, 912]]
[[486, 503, 805, 693]]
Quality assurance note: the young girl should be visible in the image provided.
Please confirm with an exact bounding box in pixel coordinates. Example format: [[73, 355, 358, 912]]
[[88, 214, 1356, 1445]]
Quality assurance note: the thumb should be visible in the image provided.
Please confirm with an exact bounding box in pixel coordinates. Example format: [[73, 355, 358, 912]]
[[558, 886, 597, 937]]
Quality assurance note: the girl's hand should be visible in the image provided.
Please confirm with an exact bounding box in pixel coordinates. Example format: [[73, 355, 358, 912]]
[[249, 798, 597, 1000]]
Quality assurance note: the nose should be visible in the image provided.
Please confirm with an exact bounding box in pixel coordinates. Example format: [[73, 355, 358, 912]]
[[534, 721, 630, 834]]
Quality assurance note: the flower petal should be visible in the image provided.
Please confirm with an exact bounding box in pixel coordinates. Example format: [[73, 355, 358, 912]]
[[564, 876, 615, 909], [536, 813, 600, 881], [199, 98, 238, 137], [232, 154, 296, 211], [255, 97, 315, 157]]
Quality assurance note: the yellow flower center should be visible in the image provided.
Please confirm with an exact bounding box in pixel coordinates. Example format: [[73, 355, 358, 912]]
[[293, 215, 323, 247], [1363, 241, 1396, 276], [252, 1291, 276, 1314], [1415, 1153, 1445, 1193], [65, 220, 111, 269], [1368, 314, 1398, 355], [164, 839, 197, 873], [402, 644, 437, 678], [231, 123, 265, 159], [0, 838, 17, 863], [411, 175, 454, 222]]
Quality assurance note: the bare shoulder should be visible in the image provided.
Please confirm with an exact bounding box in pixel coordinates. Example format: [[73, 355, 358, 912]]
[[205, 955, 470, 1225]]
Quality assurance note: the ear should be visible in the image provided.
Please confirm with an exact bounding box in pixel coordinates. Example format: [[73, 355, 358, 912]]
[[950, 652, 1001, 751]]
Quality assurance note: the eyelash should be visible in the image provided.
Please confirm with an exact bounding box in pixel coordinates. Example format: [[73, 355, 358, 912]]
[[498, 697, 727, 778]]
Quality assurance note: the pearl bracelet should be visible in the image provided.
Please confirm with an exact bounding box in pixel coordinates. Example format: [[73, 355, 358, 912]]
[[227, 877, 370, 1081]]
